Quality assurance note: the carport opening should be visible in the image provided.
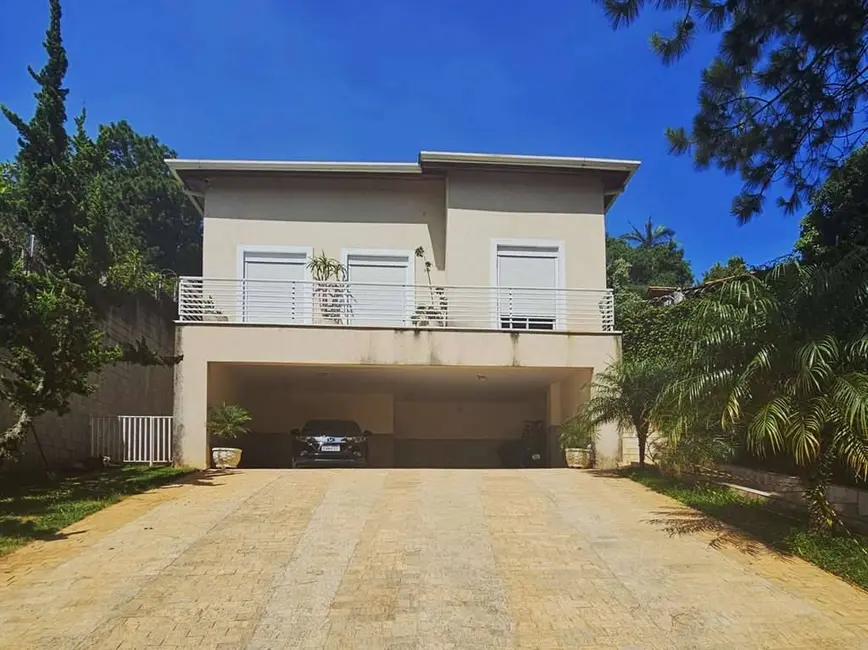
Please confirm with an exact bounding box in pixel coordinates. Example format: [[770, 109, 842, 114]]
[[206, 364, 590, 469]]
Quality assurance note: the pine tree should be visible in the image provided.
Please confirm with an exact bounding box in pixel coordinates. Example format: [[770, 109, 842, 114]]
[[0, 0, 178, 464], [599, 0, 868, 222]]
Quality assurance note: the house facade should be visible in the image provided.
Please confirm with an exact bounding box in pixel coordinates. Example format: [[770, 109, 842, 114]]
[[169, 151, 639, 469]]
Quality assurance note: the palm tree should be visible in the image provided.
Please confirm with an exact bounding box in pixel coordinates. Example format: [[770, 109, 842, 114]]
[[206, 403, 252, 440], [574, 358, 670, 468], [621, 217, 676, 249], [658, 253, 868, 531]]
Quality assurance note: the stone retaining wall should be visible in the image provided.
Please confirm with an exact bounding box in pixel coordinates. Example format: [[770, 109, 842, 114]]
[[712, 464, 868, 523]]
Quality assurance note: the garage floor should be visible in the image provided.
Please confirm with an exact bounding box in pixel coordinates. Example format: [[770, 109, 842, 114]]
[[2, 469, 868, 649]]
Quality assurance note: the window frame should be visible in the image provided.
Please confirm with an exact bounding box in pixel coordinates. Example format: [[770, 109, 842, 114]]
[[340, 248, 415, 326], [489, 238, 566, 331], [235, 244, 313, 324]]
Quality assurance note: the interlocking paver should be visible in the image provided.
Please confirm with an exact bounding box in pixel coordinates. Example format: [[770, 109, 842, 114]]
[[1, 468, 867, 649]]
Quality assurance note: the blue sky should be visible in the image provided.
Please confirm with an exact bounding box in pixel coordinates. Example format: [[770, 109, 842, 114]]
[[1, 0, 801, 277]]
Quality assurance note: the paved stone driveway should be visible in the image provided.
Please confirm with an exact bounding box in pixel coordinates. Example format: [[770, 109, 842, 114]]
[[2, 469, 868, 649]]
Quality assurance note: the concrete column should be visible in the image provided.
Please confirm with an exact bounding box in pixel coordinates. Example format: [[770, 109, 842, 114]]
[[173, 351, 209, 469], [546, 382, 566, 467], [589, 366, 620, 469]]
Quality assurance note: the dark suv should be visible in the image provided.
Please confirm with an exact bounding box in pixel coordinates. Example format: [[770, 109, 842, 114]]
[[290, 419, 371, 468]]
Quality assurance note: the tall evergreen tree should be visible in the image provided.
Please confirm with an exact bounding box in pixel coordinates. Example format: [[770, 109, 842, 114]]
[[0, 0, 177, 463], [599, 0, 868, 222], [797, 144, 868, 266], [1, 0, 79, 269]]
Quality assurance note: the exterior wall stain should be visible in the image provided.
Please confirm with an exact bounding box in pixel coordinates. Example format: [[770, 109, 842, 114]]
[[510, 332, 521, 367]]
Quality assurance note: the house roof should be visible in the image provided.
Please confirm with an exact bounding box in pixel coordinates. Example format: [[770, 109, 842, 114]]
[[166, 150, 641, 214], [645, 285, 680, 300]]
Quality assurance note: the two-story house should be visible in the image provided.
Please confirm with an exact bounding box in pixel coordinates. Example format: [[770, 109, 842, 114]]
[[168, 151, 639, 469]]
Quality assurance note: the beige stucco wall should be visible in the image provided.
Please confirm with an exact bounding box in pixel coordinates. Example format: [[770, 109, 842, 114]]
[[240, 385, 393, 435], [556, 369, 620, 468], [445, 170, 607, 289], [200, 168, 608, 292], [394, 396, 545, 440], [207, 363, 242, 408], [202, 175, 446, 284], [181, 166, 619, 468], [178, 325, 620, 369], [174, 325, 621, 468], [543, 369, 620, 469], [555, 370, 592, 425]]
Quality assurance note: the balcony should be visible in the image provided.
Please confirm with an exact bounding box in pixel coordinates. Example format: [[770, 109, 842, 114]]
[[177, 277, 615, 333]]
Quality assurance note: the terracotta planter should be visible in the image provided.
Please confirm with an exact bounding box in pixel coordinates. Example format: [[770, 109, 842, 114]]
[[212, 447, 243, 469], [564, 447, 593, 469]]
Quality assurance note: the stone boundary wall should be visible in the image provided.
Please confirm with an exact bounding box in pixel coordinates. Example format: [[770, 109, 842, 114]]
[[710, 464, 868, 523], [0, 294, 176, 473]]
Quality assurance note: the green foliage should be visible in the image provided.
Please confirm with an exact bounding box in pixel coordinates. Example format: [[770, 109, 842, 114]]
[[797, 144, 868, 266], [602, 222, 697, 468], [307, 250, 346, 281], [87, 121, 202, 276], [575, 358, 672, 466], [606, 255, 632, 292], [0, 240, 119, 463], [0, 465, 191, 556], [599, 0, 868, 222], [655, 254, 868, 531], [307, 251, 351, 324], [615, 290, 695, 362], [701, 256, 749, 283], [558, 415, 595, 450], [651, 428, 734, 475], [606, 235, 694, 294], [206, 403, 253, 440], [0, 0, 186, 461], [625, 468, 868, 590], [620, 217, 675, 249]]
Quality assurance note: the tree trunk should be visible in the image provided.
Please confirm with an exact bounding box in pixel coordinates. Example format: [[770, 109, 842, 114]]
[[0, 407, 32, 460], [29, 421, 54, 479], [637, 426, 648, 469], [802, 450, 841, 533]]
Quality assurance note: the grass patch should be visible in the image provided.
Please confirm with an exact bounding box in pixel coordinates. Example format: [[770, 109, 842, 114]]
[[0, 465, 192, 556], [624, 467, 868, 590]]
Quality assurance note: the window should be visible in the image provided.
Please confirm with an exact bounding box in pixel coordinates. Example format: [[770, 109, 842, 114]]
[[343, 251, 413, 326], [239, 248, 310, 323], [494, 243, 562, 330]]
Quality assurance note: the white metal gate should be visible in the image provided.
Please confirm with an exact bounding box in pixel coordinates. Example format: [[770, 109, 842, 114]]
[[90, 415, 173, 465]]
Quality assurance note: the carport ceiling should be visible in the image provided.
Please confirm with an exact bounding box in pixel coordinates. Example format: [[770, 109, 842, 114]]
[[225, 364, 579, 397]]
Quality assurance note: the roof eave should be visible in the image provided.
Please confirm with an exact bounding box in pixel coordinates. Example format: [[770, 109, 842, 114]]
[[165, 158, 422, 175], [418, 150, 641, 174], [602, 162, 640, 213], [419, 151, 640, 213]]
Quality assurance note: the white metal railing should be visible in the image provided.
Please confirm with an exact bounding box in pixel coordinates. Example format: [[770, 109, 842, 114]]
[[177, 277, 615, 333], [90, 415, 173, 465]]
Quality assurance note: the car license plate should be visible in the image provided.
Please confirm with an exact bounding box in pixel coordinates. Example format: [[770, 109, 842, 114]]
[[321, 444, 340, 452]]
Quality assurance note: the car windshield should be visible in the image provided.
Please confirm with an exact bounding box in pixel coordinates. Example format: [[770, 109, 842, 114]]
[[301, 419, 361, 436]]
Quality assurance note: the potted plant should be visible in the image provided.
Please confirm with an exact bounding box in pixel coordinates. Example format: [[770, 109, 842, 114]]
[[307, 251, 351, 324], [559, 414, 595, 469], [412, 247, 447, 326], [207, 403, 252, 469]]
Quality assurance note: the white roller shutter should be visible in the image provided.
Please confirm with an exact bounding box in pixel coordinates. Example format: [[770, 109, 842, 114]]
[[347, 254, 410, 326], [242, 251, 308, 323], [496, 246, 558, 330]]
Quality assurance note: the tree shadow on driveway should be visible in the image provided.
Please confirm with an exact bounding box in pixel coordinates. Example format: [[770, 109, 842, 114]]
[[643, 505, 784, 557]]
